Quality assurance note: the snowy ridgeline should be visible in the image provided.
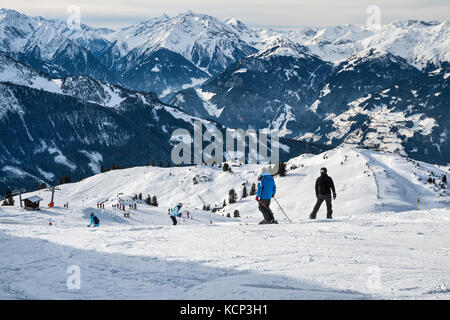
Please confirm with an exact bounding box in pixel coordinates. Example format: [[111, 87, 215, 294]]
[[10, 147, 449, 220], [0, 147, 449, 299]]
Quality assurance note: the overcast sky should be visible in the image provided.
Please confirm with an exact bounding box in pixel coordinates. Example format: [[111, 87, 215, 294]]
[[2, 0, 449, 29]]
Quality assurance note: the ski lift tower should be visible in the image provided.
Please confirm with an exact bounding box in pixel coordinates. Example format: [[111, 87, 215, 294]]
[[11, 188, 26, 208], [45, 185, 61, 208]]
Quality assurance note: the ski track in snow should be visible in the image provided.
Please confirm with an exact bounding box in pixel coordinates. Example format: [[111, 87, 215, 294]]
[[0, 210, 449, 300], [0, 147, 449, 299]]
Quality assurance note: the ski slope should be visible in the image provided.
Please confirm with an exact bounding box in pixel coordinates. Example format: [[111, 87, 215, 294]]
[[0, 147, 449, 299]]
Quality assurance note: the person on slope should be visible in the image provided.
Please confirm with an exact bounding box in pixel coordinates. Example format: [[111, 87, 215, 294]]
[[87, 212, 100, 228], [256, 168, 278, 224], [169, 203, 183, 225], [309, 167, 337, 219]]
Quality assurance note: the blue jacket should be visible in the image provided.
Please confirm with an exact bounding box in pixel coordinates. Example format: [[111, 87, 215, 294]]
[[256, 173, 276, 199], [88, 215, 100, 227], [170, 205, 181, 217]]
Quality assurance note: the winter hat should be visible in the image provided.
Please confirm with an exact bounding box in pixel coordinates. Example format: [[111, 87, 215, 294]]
[[320, 167, 327, 174]]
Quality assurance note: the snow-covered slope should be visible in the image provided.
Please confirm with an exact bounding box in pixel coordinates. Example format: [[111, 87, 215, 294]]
[[0, 53, 61, 92], [12, 147, 449, 221], [1, 147, 449, 299]]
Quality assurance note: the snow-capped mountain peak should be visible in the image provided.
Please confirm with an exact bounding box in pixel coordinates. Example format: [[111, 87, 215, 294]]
[[252, 37, 312, 59], [108, 11, 257, 75], [0, 8, 114, 60], [359, 20, 450, 70]]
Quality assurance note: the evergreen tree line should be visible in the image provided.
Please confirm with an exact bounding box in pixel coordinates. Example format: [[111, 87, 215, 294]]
[[145, 195, 159, 207]]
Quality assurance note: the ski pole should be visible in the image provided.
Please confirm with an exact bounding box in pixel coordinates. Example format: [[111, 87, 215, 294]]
[[257, 199, 272, 214], [273, 197, 292, 223]]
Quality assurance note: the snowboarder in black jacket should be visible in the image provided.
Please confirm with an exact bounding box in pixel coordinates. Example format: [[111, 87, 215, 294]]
[[310, 167, 336, 219]]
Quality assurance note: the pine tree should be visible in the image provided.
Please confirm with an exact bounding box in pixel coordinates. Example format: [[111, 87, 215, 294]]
[[233, 210, 240, 218], [222, 163, 229, 172], [100, 166, 105, 173], [152, 196, 158, 207], [203, 204, 206, 211], [278, 162, 287, 177], [2, 190, 14, 206], [139, 193, 143, 200], [242, 185, 248, 198], [223, 199, 226, 207], [250, 183, 256, 196], [443, 175, 447, 184], [228, 189, 237, 204], [145, 195, 152, 205]]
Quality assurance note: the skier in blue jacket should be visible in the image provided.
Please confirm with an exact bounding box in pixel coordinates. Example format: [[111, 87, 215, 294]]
[[87, 212, 100, 227], [169, 203, 183, 225], [256, 168, 278, 224]]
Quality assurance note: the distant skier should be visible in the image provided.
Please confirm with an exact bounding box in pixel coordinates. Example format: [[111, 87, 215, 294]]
[[87, 212, 100, 227], [310, 167, 337, 219], [169, 203, 183, 225], [256, 168, 277, 224]]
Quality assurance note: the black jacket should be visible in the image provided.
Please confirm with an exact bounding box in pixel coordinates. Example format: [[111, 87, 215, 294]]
[[315, 174, 336, 196]]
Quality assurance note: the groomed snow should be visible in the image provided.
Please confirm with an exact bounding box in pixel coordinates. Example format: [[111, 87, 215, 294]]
[[0, 147, 449, 299]]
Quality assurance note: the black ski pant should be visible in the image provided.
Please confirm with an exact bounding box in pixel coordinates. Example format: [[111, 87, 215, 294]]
[[310, 194, 333, 218], [258, 199, 275, 222], [170, 216, 177, 225]]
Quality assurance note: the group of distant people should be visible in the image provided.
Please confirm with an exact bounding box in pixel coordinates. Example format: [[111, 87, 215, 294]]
[[112, 203, 137, 210]]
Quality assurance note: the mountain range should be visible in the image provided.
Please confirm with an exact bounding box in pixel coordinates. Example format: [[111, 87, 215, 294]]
[[0, 8, 449, 192]]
